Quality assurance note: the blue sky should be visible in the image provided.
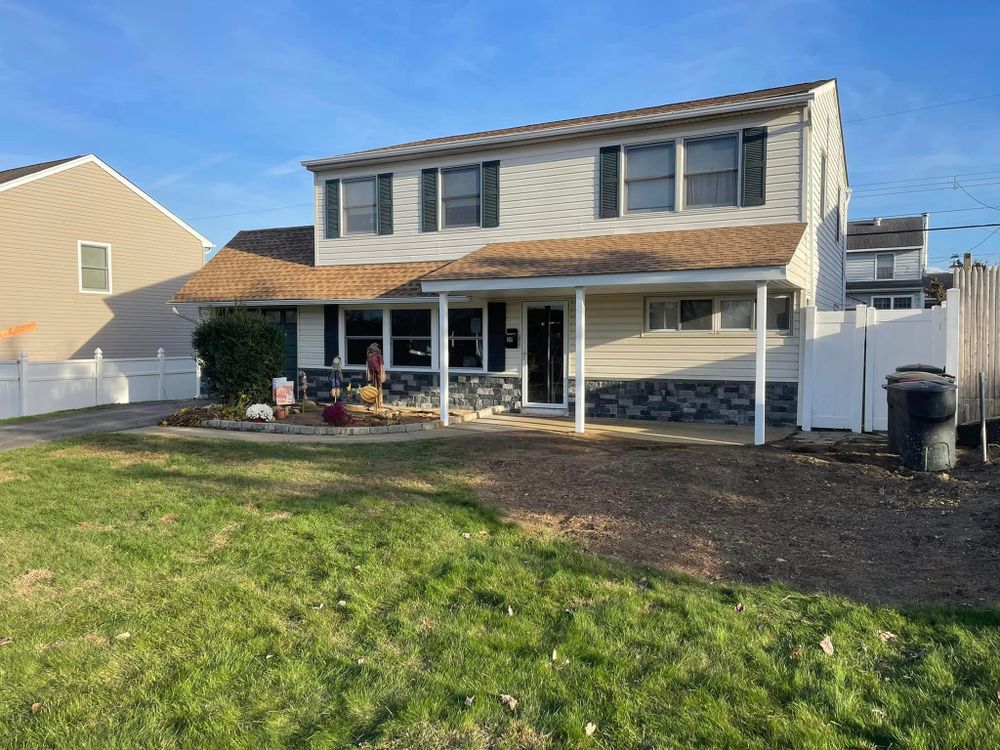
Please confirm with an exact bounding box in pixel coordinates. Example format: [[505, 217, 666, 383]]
[[2, 0, 998, 270]]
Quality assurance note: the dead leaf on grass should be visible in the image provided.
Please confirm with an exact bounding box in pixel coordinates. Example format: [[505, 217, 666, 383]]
[[464, 696, 475, 707], [30, 702, 43, 714], [0, 637, 13, 646], [820, 635, 834, 656], [734, 603, 745, 613], [115, 632, 131, 641], [499, 694, 518, 711], [790, 645, 803, 659], [585, 722, 597, 737]]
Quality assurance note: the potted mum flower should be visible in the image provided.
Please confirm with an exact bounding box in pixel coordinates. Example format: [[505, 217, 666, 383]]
[[245, 403, 274, 423]]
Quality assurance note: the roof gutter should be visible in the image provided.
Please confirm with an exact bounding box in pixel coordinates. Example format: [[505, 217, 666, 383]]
[[303, 93, 814, 171]]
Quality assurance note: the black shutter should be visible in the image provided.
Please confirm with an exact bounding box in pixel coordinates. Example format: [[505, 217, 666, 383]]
[[741, 127, 767, 207], [487, 301, 506, 372], [377, 173, 393, 235], [324, 179, 340, 238], [482, 160, 500, 228], [421, 168, 438, 232], [323, 305, 339, 366], [598, 145, 620, 218]]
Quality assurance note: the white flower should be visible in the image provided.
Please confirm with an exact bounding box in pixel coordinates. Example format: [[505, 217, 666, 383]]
[[245, 403, 274, 422]]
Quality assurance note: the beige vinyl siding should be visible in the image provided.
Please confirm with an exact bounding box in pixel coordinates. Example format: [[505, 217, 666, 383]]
[[808, 81, 849, 310], [313, 109, 806, 267], [501, 294, 799, 383], [846, 249, 922, 282], [297, 305, 326, 367], [0, 161, 205, 360]]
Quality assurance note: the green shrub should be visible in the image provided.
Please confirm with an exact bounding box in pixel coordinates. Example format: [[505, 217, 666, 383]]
[[192, 309, 285, 403]]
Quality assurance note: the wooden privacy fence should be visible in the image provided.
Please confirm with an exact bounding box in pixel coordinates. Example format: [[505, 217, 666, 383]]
[[0, 348, 200, 420], [953, 266, 999, 424]]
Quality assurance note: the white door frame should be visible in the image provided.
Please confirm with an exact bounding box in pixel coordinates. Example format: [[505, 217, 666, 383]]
[[521, 301, 569, 408]]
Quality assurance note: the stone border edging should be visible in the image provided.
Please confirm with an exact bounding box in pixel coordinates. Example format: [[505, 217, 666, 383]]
[[197, 405, 505, 436]]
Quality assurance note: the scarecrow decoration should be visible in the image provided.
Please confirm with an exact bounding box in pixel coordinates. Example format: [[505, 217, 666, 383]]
[[361, 342, 386, 413], [299, 370, 310, 410], [329, 355, 344, 403]]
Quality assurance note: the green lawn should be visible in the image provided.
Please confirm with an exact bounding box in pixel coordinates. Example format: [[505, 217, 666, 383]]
[[0, 435, 997, 749]]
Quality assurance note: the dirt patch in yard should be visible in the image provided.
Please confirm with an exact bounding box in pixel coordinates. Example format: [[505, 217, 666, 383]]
[[460, 434, 1000, 606]]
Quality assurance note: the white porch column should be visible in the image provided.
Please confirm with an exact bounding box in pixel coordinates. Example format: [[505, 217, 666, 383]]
[[438, 293, 449, 426], [754, 281, 767, 446], [575, 286, 586, 433]]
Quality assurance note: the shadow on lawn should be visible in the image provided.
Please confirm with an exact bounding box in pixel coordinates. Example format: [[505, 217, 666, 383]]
[[61, 432, 1000, 612]]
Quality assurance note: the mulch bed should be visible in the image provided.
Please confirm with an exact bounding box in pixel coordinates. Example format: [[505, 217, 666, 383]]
[[457, 433, 1000, 607], [161, 403, 438, 428]]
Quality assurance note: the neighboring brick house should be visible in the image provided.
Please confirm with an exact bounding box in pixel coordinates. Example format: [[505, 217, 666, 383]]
[[0, 154, 212, 360], [174, 79, 849, 444], [845, 215, 928, 310]]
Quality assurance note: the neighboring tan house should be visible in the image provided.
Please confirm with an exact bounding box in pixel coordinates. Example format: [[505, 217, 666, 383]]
[[0, 154, 213, 361], [174, 79, 848, 441], [845, 214, 928, 309]]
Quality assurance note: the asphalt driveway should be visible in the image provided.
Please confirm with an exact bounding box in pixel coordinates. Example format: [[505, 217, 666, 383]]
[[0, 400, 199, 453]]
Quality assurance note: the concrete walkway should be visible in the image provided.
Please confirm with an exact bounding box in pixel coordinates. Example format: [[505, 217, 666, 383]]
[[0, 400, 199, 453], [129, 412, 793, 447]]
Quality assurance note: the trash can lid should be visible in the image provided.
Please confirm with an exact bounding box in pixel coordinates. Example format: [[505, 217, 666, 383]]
[[885, 371, 953, 384], [887, 379, 956, 392], [895, 363, 945, 374]]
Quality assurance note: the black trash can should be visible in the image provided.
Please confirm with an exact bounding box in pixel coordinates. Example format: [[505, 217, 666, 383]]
[[884, 370, 955, 452], [894, 363, 946, 375], [887, 379, 957, 471]]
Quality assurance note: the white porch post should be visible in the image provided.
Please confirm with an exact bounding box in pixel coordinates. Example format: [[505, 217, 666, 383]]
[[438, 293, 449, 426], [754, 281, 767, 446], [575, 286, 586, 433]]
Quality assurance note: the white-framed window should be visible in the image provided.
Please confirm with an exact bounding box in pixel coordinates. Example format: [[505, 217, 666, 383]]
[[390, 309, 433, 368], [343, 308, 383, 366], [892, 296, 913, 309], [448, 307, 484, 368], [871, 296, 892, 310], [872, 296, 913, 310], [342, 177, 377, 235], [625, 142, 676, 212], [78, 241, 112, 293], [441, 165, 481, 228], [875, 253, 895, 280], [683, 134, 739, 208], [646, 295, 792, 333]]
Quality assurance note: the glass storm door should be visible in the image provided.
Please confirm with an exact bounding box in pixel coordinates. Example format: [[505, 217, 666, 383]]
[[525, 303, 565, 405]]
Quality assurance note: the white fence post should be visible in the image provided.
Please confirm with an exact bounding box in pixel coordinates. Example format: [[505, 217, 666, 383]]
[[800, 305, 816, 431], [852, 306, 869, 433], [945, 287, 960, 378], [94, 348, 104, 406], [18, 352, 29, 418], [157, 348, 166, 400], [194, 358, 201, 399]]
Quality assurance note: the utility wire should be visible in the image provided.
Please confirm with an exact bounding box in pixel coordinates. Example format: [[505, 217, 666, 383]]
[[852, 169, 1000, 189], [955, 183, 1000, 211], [844, 92, 1000, 124]]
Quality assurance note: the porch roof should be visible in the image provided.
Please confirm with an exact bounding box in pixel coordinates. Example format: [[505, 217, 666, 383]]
[[421, 223, 807, 292], [171, 226, 442, 303]]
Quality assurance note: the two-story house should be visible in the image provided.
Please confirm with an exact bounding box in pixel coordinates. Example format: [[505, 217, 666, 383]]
[[845, 215, 928, 309], [174, 79, 848, 443]]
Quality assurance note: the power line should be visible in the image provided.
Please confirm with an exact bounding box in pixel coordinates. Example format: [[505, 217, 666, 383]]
[[844, 92, 1000, 124], [853, 222, 1000, 236], [850, 206, 992, 221], [852, 169, 1000, 189], [955, 183, 1000, 211], [852, 175, 1000, 194], [851, 179, 1000, 200]]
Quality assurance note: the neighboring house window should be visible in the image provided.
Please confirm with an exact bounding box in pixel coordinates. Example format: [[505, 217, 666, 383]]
[[625, 143, 675, 212], [647, 296, 792, 333], [893, 296, 913, 309], [448, 308, 484, 368], [390, 309, 433, 368], [684, 135, 738, 208], [344, 309, 383, 366], [441, 165, 481, 228], [79, 241, 111, 293], [875, 253, 895, 280], [343, 177, 377, 234], [872, 297, 892, 310]]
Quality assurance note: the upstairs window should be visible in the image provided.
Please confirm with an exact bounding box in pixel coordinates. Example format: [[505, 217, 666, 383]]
[[441, 165, 481, 228], [79, 242, 111, 293], [342, 177, 377, 235], [876, 253, 895, 280], [684, 135, 739, 208], [625, 143, 675, 211]]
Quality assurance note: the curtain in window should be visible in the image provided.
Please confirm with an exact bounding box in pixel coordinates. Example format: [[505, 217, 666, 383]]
[[685, 136, 738, 207]]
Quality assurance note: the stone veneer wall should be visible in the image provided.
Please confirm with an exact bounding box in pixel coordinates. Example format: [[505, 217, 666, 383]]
[[569, 379, 798, 427], [299, 370, 796, 426], [300, 369, 522, 412]]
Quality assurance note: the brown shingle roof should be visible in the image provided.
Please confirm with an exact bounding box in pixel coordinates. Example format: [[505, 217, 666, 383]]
[[172, 226, 443, 303], [321, 80, 830, 162], [0, 155, 84, 186], [425, 223, 808, 281]]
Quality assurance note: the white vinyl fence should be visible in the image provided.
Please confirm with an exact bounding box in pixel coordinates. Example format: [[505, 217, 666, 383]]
[[801, 288, 960, 432], [0, 348, 199, 420]]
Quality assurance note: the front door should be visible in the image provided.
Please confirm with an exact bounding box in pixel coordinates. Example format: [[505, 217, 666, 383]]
[[524, 303, 566, 406]]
